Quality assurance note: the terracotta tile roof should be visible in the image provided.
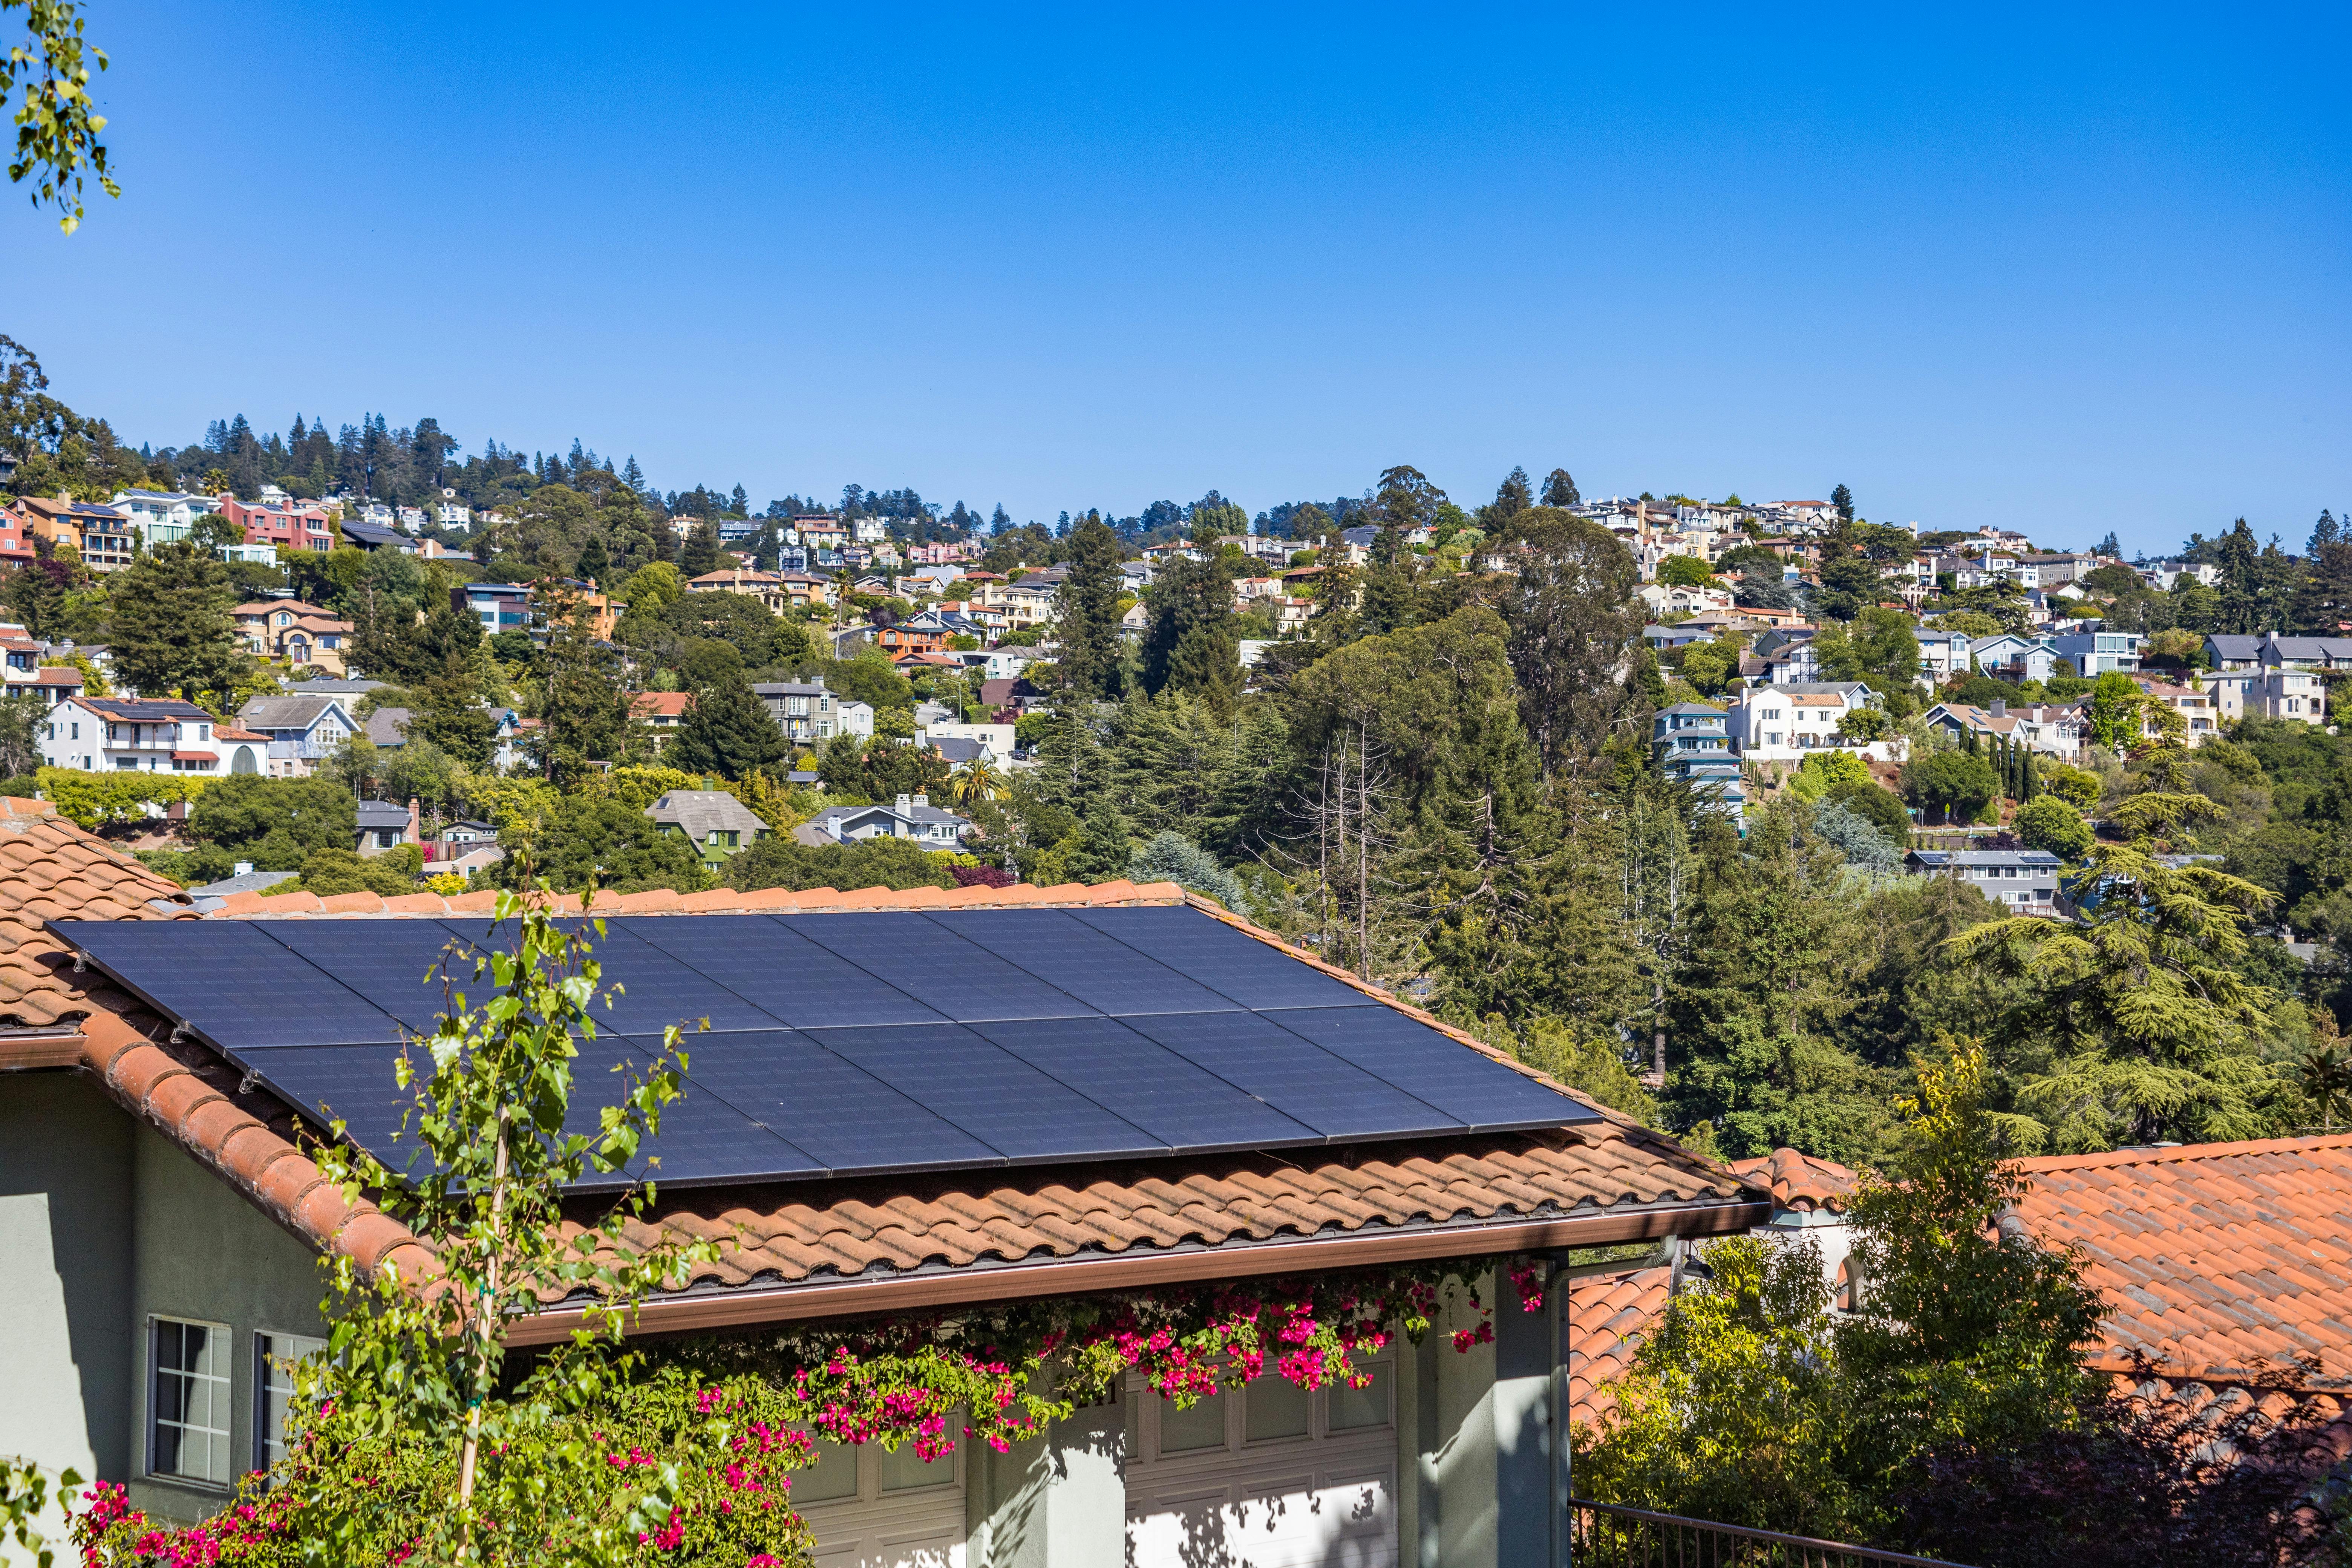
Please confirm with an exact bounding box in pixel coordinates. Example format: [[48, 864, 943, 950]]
[[0, 796, 198, 1030], [196, 878, 1200, 919], [1567, 1265, 1671, 1428], [1726, 1147, 1861, 1213], [2011, 1135, 2352, 1391], [631, 692, 692, 719]]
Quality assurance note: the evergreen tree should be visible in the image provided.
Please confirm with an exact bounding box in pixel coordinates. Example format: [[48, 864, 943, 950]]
[[2093, 530, 2121, 557], [1831, 483, 1854, 522], [574, 532, 609, 590], [621, 455, 645, 493], [414, 662, 499, 769], [988, 503, 1010, 534], [108, 541, 246, 707], [2292, 535, 2352, 634], [729, 483, 749, 517], [1052, 515, 1125, 699], [679, 522, 720, 578], [1066, 793, 1134, 881], [1540, 468, 1580, 508], [1490, 466, 1533, 522], [670, 671, 788, 780], [1141, 550, 1240, 704], [1493, 507, 1643, 780], [530, 585, 631, 786]]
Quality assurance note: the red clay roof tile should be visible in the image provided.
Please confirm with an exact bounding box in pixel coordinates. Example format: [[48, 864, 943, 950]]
[[2012, 1135, 2352, 1391]]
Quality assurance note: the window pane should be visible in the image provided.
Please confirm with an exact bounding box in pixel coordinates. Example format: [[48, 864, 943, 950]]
[[792, 1436, 859, 1503], [1244, 1374, 1309, 1442], [255, 1334, 327, 1472], [152, 1318, 232, 1485], [1329, 1364, 1394, 1432], [1158, 1391, 1226, 1454]]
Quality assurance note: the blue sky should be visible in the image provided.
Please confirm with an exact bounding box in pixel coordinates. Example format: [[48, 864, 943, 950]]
[[3, 3, 2346, 553]]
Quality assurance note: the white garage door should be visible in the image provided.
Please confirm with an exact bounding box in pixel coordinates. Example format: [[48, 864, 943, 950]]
[[1124, 1360, 1398, 1568], [795, 1428, 967, 1568]]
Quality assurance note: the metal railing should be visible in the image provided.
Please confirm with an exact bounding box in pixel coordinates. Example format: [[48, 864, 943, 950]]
[[1568, 1499, 1967, 1568]]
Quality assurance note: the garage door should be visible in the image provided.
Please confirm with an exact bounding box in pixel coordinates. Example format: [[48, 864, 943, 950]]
[[793, 1428, 967, 1568], [1124, 1360, 1398, 1568]]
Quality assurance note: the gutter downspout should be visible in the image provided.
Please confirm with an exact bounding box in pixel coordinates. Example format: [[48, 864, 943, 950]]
[[1549, 1256, 1572, 1568]]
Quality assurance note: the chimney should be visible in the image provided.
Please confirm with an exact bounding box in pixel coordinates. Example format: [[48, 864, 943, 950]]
[[407, 796, 421, 843], [913, 793, 929, 809], [1991, 700, 2006, 718], [896, 793, 913, 814], [233, 861, 253, 876]]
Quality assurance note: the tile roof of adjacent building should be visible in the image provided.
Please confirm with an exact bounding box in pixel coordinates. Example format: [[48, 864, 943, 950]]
[[363, 707, 412, 747], [2009, 1135, 2352, 1391], [33, 876, 1767, 1331], [355, 799, 411, 829], [631, 692, 693, 719], [1724, 1147, 1861, 1213], [1567, 1266, 1671, 1428], [0, 796, 197, 1030]]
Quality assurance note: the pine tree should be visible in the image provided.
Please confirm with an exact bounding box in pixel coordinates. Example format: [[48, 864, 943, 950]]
[[108, 542, 245, 707], [530, 586, 631, 786], [575, 532, 609, 589], [670, 672, 788, 780], [988, 503, 1010, 534], [1831, 483, 1854, 522], [1540, 468, 1580, 508], [1141, 550, 1240, 703], [2309, 510, 2340, 556], [680, 522, 721, 577], [621, 455, 645, 494], [1053, 516, 1125, 699], [2093, 531, 2121, 557], [1491, 466, 1533, 522], [730, 483, 749, 517]]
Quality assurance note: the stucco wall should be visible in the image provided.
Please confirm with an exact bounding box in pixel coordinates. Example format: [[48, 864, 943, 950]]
[[0, 1073, 137, 1553], [126, 1116, 325, 1522]]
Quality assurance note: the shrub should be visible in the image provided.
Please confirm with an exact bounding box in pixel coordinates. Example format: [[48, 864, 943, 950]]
[[2015, 795, 2095, 859], [1128, 831, 1253, 917], [1811, 799, 1905, 876], [725, 834, 960, 893], [2038, 760, 2102, 811], [1829, 779, 1912, 845]]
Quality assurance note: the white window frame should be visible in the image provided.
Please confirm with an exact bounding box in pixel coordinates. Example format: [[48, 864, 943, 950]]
[[148, 1315, 234, 1488], [252, 1330, 328, 1472]]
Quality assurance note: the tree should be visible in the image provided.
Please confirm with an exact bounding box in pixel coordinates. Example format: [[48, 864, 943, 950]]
[[668, 672, 787, 780], [4, 0, 116, 231], [107, 541, 247, 707], [413, 666, 499, 770], [1127, 830, 1251, 916], [0, 693, 42, 775], [2092, 530, 2121, 557], [531, 585, 631, 786], [1140, 550, 1239, 706], [1488, 466, 1532, 523], [1540, 468, 1579, 508], [727, 833, 959, 893], [1831, 483, 1853, 522], [490, 795, 710, 894], [574, 531, 609, 589], [1903, 749, 2000, 825], [1052, 515, 1125, 699], [2014, 795, 2094, 859], [1494, 507, 1643, 779], [2085, 670, 2147, 750], [1657, 554, 1715, 588], [185, 775, 357, 869], [678, 522, 720, 578], [1943, 840, 2278, 1149]]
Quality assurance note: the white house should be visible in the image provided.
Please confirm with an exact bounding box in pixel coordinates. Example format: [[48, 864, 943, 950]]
[[1724, 682, 1900, 764], [40, 695, 260, 775], [2207, 668, 2327, 725], [797, 793, 972, 848], [107, 490, 215, 549]]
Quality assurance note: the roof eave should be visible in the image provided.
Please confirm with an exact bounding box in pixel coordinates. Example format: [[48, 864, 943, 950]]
[[507, 1192, 1771, 1346]]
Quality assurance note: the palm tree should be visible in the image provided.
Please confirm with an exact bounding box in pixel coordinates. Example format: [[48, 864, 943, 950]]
[[950, 756, 1006, 808]]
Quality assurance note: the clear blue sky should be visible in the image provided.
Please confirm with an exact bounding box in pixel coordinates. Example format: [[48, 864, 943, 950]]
[[4, 3, 2346, 554]]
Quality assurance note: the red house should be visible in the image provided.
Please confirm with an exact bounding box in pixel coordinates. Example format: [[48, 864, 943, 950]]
[[216, 493, 336, 554]]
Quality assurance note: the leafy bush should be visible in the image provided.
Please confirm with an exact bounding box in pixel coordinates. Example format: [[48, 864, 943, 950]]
[[1829, 779, 1912, 845], [1127, 830, 1253, 917], [295, 845, 422, 897], [487, 796, 712, 895], [38, 767, 208, 828], [2014, 795, 2094, 859], [1903, 749, 2000, 825], [725, 834, 962, 893], [1812, 799, 1905, 876], [2038, 760, 2102, 810], [185, 775, 354, 858]]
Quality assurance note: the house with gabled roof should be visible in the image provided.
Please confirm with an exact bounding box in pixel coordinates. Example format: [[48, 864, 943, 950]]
[[2, 812, 1770, 1563]]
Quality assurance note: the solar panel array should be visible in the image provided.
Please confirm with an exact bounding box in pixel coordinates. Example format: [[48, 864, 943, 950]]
[[56, 906, 1594, 1188]]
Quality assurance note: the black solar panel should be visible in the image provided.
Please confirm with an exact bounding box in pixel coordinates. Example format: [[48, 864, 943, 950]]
[[1266, 1007, 1583, 1131], [258, 920, 485, 1035], [802, 1022, 1167, 1162], [1116, 1009, 1461, 1141], [929, 910, 1243, 1017], [781, 914, 1098, 1023], [620, 915, 949, 1030], [1070, 906, 1381, 1011], [61, 921, 403, 1048], [965, 1015, 1321, 1151], [660, 1029, 1001, 1174], [50, 901, 1598, 1188]]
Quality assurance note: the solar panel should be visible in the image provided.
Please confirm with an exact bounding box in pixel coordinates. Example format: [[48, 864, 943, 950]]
[[928, 910, 1243, 1017], [52, 902, 1598, 1188], [257, 920, 486, 1035], [658, 1029, 1001, 1174], [1070, 906, 1381, 1011], [781, 914, 1099, 1024], [802, 1022, 1168, 1163], [227, 1043, 423, 1172], [965, 1015, 1321, 1151], [57, 920, 403, 1049], [1116, 1010, 1461, 1142], [1265, 1007, 1596, 1130], [620, 915, 950, 1030]]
